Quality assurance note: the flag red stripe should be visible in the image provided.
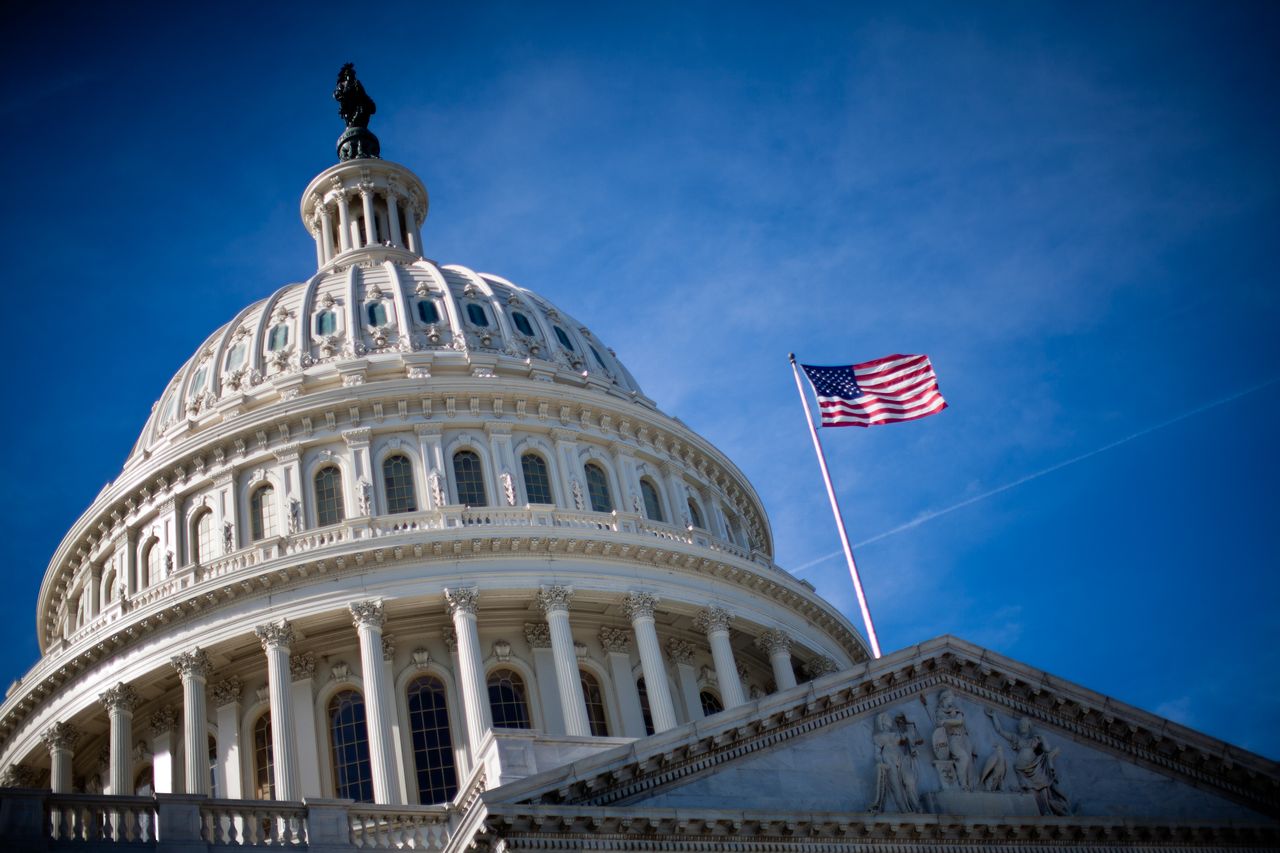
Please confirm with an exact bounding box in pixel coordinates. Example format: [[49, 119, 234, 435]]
[[818, 387, 943, 417], [824, 400, 949, 427]]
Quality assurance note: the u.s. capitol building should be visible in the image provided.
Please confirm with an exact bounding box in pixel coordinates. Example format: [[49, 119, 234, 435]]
[[0, 69, 1275, 852]]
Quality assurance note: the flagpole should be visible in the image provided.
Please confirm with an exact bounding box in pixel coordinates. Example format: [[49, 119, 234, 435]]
[[789, 353, 883, 659]]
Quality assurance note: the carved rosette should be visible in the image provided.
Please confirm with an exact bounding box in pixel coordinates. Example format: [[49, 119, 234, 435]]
[[665, 637, 696, 665], [598, 626, 632, 654], [290, 652, 317, 682], [210, 677, 243, 707], [255, 619, 296, 651], [622, 591, 658, 621], [349, 599, 386, 630], [537, 584, 574, 614], [693, 606, 733, 634], [524, 622, 552, 649], [148, 705, 178, 737], [99, 683, 139, 715], [755, 629, 793, 656], [444, 587, 479, 617], [41, 722, 81, 752], [170, 648, 213, 681], [803, 656, 840, 679]]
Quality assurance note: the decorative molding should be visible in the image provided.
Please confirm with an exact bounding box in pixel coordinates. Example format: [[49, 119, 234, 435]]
[[411, 648, 431, 668], [537, 584, 573, 614], [99, 682, 139, 714], [442, 627, 458, 652], [804, 656, 840, 679], [255, 619, 295, 650], [665, 637, 695, 665], [524, 623, 552, 649], [210, 676, 243, 707], [170, 647, 212, 680], [598, 626, 632, 654], [622, 591, 658, 621], [290, 652, 317, 682], [349, 599, 386, 629], [41, 721, 81, 751], [756, 628, 793, 656], [492, 639, 512, 662], [693, 605, 732, 634], [148, 705, 178, 736], [444, 587, 479, 616], [381, 635, 395, 661], [330, 662, 352, 682]]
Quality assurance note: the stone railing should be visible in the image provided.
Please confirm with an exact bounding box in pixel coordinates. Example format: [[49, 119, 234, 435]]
[[0, 790, 459, 851]]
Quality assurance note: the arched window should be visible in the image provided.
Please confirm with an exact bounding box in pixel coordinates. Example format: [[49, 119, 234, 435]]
[[416, 300, 439, 324], [553, 326, 575, 351], [226, 341, 247, 371], [406, 675, 458, 804], [636, 677, 656, 736], [314, 466, 345, 526], [580, 670, 610, 737], [466, 303, 489, 327], [584, 463, 613, 513], [142, 541, 162, 587], [328, 690, 374, 803], [366, 301, 387, 327], [687, 499, 705, 530], [103, 569, 117, 604], [250, 485, 277, 541], [639, 479, 664, 522], [315, 310, 337, 336], [453, 450, 487, 507], [192, 510, 214, 565], [699, 690, 724, 717], [253, 712, 274, 800], [382, 455, 418, 514], [268, 325, 289, 351], [511, 311, 534, 336], [520, 453, 553, 505], [487, 669, 531, 729]]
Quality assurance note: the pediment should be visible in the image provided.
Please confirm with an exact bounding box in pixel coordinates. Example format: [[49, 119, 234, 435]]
[[485, 637, 1279, 824]]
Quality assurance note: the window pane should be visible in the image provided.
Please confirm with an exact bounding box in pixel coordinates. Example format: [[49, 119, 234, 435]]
[[194, 512, 214, 564], [315, 467, 345, 526], [268, 325, 289, 351], [584, 463, 613, 513], [144, 542, 162, 587], [316, 310, 337, 336], [520, 453, 553, 505], [329, 691, 374, 803], [417, 300, 439, 324], [512, 311, 534, 336], [699, 691, 724, 717], [367, 302, 387, 326], [487, 670, 530, 729], [580, 670, 610, 737], [466, 304, 488, 327], [687, 499, 704, 530], [227, 342, 247, 370], [453, 450, 487, 507], [407, 676, 458, 804], [383, 455, 417, 514], [253, 713, 274, 800], [251, 485, 276, 540], [553, 326, 575, 352], [640, 480, 664, 522]]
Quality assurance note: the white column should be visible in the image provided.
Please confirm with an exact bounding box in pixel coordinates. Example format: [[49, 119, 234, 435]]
[[758, 629, 797, 691], [667, 639, 701, 721], [386, 193, 403, 248], [524, 623, 565, 735], [41, 723, 80, 793], [403, 202, 420, 254], [170, 648, 212, 795], [415, 425, 446, 510], [287, 653, 322, 798], [444, 588, 492, 756], [350, 600, 401, 805], [148, 707, 177, 794], [441, 628, 472, 774], [622, 593, 677, 732], [336, 193, 352, 252], [661, 465, 689, 527], [254, 620, 301, 800], [360, 188, 377, 246], [598, 627, 646, 737], [537, 586, 591, 737], [99, 683, 139, 795], [380, 636, 409, 804], [319, 206, 335, 263], [694, 607, 746, 708], [210, 678, 244, 799]]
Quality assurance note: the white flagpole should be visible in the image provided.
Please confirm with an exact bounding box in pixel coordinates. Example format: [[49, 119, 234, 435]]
[[789, 353, 883, 659]]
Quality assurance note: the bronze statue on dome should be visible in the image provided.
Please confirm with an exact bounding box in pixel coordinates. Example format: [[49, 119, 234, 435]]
[[333, 63, 380, 161]]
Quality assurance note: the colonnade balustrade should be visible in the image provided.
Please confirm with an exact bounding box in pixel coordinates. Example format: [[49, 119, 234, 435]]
[[31, 592, 811, 807]]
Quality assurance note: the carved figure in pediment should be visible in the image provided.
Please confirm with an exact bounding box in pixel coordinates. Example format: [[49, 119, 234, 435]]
[[930, 688, 977, 791], [869, 712, 923, 814], [986, 710, 1070, 815]]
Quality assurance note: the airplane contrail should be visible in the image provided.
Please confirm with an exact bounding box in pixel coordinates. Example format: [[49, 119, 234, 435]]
[[791, 375, 1280, 575]]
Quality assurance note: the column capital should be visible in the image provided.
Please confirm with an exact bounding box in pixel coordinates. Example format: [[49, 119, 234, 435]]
[[99, 682, 139, 714], [255, 619, 295, 650], [622, 591, 658, 621], [537, 584, 574, 614], [755, 628, 793, 656], [41, 721, 81, 751], [170, 648, 213, 680], [290, 652, 317, 682], [598, 626, 633, 654], [665, 637, 696, 665], [444, 586, 478, 616], [210, 676, 243, 707], [349, 599, 386, 629], [803, 656, 840, 679], [523, 622, 552, 649], [693, 606, 733, 634], [148, 705, 178, 737]]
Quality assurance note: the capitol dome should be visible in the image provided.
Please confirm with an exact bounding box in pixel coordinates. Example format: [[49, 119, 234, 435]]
[[1, 68, 865, 826]]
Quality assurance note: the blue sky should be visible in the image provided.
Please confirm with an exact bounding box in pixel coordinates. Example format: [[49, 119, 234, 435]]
[[3, 2, 1278, 756]]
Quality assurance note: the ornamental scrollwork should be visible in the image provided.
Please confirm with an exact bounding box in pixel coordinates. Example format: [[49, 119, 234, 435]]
[[210, 677, 243, 707], [148, 706, 178, 737], [537, 584, 573, 614], [523, 622, 552, 649], [622, 591, 657, 621], [755, 628, 792, 656], [255, 619, 295, 650], [349, 599, 385, 629], [598, 626, 632, 654], [99, 682, 139, 714], [694, 606, 733, 634], [41, 721, 81, 751], [444, 587, 478, 616], [665, 637, 695, 665], [170, 648, 212, 680], [290, 652, 317, 682]]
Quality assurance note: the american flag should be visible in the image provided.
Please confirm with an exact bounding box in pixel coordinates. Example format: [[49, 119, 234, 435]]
[[801, 355, 948, 427]]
